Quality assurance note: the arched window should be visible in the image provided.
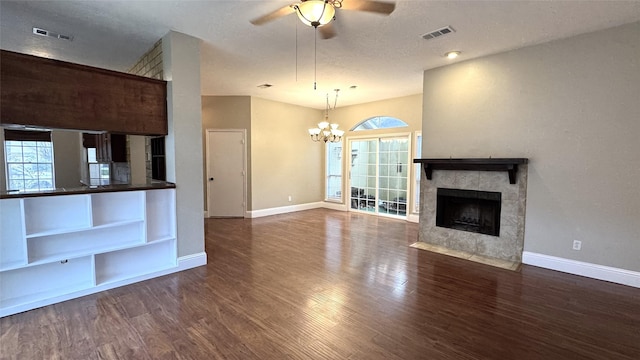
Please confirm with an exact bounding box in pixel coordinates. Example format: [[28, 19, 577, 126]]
[[351, 116, 408, 131]]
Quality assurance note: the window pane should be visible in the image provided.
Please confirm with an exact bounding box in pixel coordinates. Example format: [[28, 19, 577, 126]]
[[414, 133, 422, 213], [22, 146, 37, 162], [9, 179, 24, 191], [352, 116, 409, 131], [325, 141, 342, 201], [87, 148, 97, 163], [8, 164, 24, 179], [5, 136, 55, 192]]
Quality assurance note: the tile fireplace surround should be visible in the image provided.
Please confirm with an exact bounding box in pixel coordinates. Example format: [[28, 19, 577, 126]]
[[417, 159, 528, 263]]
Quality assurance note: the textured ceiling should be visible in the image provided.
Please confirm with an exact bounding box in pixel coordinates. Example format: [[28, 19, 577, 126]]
[[2, 1, 640, 109]]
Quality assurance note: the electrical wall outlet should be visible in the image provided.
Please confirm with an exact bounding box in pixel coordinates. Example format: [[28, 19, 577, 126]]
[[572, 240, 582, 251], [288, 195, 292, 202]]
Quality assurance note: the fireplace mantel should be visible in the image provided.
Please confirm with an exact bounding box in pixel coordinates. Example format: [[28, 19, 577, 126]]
[[413, 158, 529, 184]]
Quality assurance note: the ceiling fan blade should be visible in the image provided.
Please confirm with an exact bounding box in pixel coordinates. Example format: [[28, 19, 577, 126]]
[[319, 22, 337, 39], [340, 0, 396, 15], [250, 5, 296, 25]]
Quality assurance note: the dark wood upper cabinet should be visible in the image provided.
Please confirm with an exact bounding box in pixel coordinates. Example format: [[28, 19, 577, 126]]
[[0, 50, 167, 136], [82, 133, 127, 163]]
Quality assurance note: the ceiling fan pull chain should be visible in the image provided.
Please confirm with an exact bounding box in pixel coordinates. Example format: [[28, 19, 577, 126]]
[[314, 27, 317, 90], [295, 17, 298, 83]]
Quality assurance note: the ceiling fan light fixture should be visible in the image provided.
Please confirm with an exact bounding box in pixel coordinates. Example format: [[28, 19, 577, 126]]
[[295, 0, 336, 28]]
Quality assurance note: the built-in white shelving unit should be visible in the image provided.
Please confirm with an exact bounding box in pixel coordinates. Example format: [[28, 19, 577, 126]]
[[0, 188, 176, 317]]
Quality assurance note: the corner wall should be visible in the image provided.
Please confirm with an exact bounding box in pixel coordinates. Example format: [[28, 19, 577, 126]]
[[162, 31, 205, 258], [250, 97, 324, 210], [421, 22, 640, 273]]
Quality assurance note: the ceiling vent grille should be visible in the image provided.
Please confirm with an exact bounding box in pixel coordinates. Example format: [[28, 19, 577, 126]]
[[33, 27, 74, 41], [421, 26, 455, 40]]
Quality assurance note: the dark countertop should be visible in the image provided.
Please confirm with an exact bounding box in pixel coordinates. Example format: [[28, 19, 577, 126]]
[[0, 180, 176, 199]]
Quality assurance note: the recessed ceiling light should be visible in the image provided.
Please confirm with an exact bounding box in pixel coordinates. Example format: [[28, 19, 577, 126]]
[[445, 51, 461, 59], [257, 83, 273, 89]]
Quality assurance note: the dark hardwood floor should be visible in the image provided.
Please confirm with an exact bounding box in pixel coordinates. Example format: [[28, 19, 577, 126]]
[[1, 208, 639, 359]]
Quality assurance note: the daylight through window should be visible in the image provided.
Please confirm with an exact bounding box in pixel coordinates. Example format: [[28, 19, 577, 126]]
[[4, 130, 55, 192]]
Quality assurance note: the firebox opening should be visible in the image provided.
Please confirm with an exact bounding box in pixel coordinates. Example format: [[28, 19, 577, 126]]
[[436, 188, 501, 236]]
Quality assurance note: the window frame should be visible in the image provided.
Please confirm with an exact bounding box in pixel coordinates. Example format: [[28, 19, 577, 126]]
[[413, 131, 422, 214], [325, 139, 343, 203], [4, 130, 55, 192]]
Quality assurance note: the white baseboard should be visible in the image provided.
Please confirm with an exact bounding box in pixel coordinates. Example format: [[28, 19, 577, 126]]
[[522, 251, 639, 288], [177, 252, 208, 270], [322, 201, 348, 211], [246, 202, 324, 218]]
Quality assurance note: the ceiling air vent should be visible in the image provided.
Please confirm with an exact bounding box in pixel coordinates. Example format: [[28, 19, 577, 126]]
[[422, 26, 455, 40], [32, 27, 74, 41]]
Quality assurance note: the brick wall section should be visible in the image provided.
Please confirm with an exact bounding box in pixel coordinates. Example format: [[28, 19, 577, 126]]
[[127, 39, 164, 179], [128, 39, 164, 80]]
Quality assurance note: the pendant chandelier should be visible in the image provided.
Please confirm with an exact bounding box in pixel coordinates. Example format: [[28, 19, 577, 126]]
[[308, 90, 344, 143]]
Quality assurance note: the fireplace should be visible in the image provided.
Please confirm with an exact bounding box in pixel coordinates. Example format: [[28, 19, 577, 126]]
[[414, 158, 528, 263], [436, 188, 501, 236]]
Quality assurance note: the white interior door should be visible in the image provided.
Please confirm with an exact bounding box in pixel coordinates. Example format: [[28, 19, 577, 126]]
[[206, 130, 245, 217]]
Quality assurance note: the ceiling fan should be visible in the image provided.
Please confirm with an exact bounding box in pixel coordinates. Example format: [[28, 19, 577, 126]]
[[250, 0, 396, 39]]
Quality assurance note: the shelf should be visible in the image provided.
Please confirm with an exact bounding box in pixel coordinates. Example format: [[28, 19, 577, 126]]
[[0, 260, 27, 273], [27, 221, 144, 264], [24, 194, 91, 235], [0, 198, 26, 269], [146, 189, 176, 242], [95, 240, 176, 285], [0, 256, 93, 308], [413, 158, 529, 184], [25, 219, 143, 239], [0, 188, 178, 317], [92, 191, 144, 226]]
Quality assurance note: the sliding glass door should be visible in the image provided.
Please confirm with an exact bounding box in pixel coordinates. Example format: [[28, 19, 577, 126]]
[[349, 136, 409, 218]]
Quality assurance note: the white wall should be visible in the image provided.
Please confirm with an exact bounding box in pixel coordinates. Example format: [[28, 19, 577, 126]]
[[162, 31, 205, 258], [421, 22, 640, 272]]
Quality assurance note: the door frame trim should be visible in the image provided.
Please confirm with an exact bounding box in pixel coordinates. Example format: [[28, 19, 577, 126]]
[[205, 129, 247, 218]]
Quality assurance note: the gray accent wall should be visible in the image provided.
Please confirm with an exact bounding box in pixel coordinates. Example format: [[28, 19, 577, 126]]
[[421, 22, 640, 272]]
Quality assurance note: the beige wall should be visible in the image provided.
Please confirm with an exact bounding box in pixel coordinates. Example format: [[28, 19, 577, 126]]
[[128, 135, 147, 184], [421, 22, 640, 272], [332, 94, 423, 135], [250, 97, 324, 210], [51, 130, 82, 188], [201, 96, 252, 210]]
